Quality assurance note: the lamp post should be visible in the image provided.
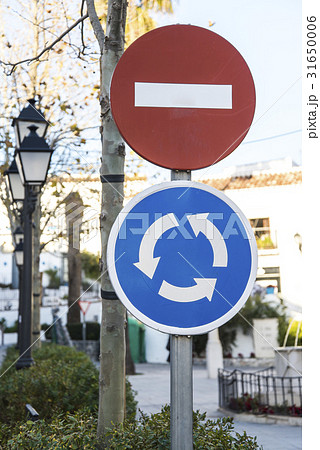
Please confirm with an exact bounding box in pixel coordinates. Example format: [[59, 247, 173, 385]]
[[12, 99, 49, 147], [3, 159, 25, 203], [14, 239, 24, 267], [13, 226, 24, 245], [13, 238, 24, 351], [4, 159, 25, 352], [14, 125, 53, 369]]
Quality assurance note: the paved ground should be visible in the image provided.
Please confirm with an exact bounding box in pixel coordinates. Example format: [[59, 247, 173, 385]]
[[128, 363, 302, 450]]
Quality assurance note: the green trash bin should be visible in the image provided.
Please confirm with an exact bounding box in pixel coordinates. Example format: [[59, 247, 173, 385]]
[[128, 316, 146, 363]]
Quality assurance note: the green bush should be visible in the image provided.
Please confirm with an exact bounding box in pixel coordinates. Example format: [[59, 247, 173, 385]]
[[4, 319, 18, 333], [0, 406, 262, 449], [66, 322, 100, 340], [0, 409, 97, 449], [0, 345, 98, 425], [193, 333, 208, 357], [81, 251, 100, 280], [0, 344, 137, 425], [44, 268, 61, 289], [41, 323, 52, 340], [106, 406, 262, 449]]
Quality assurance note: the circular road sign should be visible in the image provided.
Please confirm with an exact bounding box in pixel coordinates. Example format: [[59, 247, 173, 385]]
[[110, 25, 256, 171], [107, 181, 258, 335]]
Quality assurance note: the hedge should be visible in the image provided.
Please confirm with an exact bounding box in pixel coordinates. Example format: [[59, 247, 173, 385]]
[[0, 344, 137, 425], [0, 406, 262, 449]]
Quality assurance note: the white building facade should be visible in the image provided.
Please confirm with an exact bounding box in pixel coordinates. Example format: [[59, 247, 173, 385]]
[[204, 166, 302, 311]]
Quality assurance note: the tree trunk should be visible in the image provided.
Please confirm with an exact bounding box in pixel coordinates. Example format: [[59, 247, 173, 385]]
[[65, 192, 83, 324], [96, 0, 128, 438]]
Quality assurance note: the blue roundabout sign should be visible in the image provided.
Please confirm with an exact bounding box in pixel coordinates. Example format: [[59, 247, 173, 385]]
[[107, 181, 257, 335]]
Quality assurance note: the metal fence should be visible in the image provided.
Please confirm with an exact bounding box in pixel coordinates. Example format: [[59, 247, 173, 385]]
[[218, 367, 302, 417]]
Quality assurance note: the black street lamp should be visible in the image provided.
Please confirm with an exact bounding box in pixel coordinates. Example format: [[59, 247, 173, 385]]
[[4, 163, 25, 353], [13, 226, 24, 245], [3, 159, 25, 202], [15, 125, 53, 369], [15, 126, 53, 187], [12, 99, 49, 147], [14, 239, 24, 267]]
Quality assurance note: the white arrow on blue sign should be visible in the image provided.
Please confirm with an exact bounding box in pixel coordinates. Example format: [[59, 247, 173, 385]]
[[107, 181, 258, 335]]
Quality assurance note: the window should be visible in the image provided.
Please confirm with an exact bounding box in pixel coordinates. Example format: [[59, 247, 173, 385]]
[[256, 266, 281, 293], [249, 218, 276, 249]]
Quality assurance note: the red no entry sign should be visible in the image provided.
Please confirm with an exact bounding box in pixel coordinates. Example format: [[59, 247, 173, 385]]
[[110, 25, 256, 170]]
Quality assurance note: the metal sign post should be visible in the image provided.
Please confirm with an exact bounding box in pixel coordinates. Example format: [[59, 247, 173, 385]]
[[82, 313, 86, 341], [170, 335, 193, 450], [170, 170, 193, 450]]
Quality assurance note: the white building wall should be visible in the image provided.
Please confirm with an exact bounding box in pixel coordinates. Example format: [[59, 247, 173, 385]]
[[225, 183, 302, 308], [0, 253, 13, 286], [40, 252, 65, 287], [231, 327, 255, 358], [145, 327, 169, 363]]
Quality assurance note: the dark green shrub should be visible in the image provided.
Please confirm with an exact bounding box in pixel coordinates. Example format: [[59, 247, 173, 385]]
[[40, 323, 52, 340], [0, 344, 136, 425], [4, 319, 18, 333], [44, 268, 61, 289], [66, 322, 100, 340], [193, 333, 208, 357], [0, 406, 262, 449], [0, 408, 97, 449], [126, 378, 138, 421], [0, 345, 98, 424], [106, 406, 262, 449], [81, 251, 100, 280]]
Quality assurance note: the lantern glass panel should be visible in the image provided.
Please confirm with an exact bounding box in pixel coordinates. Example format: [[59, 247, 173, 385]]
[[14, 230, 24, 245], [14, 241, 24, 266], [19, 151, 51, 185], [14, 120, 48, 146], [15, 250, 24, 267], [15, 153, 25, 185], [8, 172, 25, 200]]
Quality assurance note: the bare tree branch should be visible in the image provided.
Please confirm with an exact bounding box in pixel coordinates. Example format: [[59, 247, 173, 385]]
[[80, 0, 87, 55], [86, 0, 105, 52], [0, 13, 89, 75], [7, 4, 83, 56], [40, 236, 61, 251]]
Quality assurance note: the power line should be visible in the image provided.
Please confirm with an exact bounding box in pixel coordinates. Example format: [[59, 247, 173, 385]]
[[243, 129, 301, 145]]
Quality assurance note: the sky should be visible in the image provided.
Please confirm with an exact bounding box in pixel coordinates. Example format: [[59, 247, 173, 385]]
[[141, 0, 302, 179]]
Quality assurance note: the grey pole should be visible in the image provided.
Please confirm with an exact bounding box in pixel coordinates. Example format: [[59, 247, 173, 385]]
[[17, 267, 23, 351], [16, 186, 36, 369], [82, 313, 86, 341], [170, 169, 193, 450]]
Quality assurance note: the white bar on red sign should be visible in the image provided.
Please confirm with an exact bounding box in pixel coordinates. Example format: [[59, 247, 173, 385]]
[[134, 82, 232, 109]]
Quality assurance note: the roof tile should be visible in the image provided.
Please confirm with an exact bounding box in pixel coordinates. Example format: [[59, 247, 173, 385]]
[[202, 170, 302, 190]]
